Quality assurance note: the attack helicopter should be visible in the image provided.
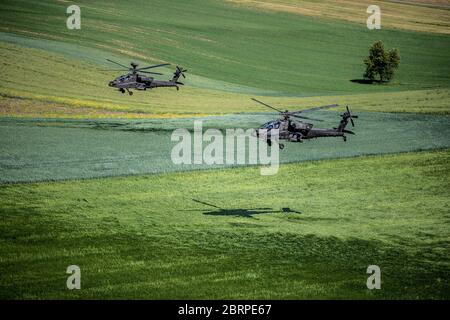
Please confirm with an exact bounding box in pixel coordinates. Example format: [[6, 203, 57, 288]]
[[105, 59, 187, 95], [251, 98, 358, 149]]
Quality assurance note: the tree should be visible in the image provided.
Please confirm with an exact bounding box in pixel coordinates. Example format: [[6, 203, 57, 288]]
[[363, 41, 400, 83]]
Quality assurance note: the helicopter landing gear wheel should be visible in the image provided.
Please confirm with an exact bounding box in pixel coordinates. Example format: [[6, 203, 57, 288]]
[[120, 88, 125, 94], [266, 139, 272, 147], [279, 143, 285, 150], [292, 133, 302, 142], [343, 136, 347, 142], [128, 91, 133, 96]]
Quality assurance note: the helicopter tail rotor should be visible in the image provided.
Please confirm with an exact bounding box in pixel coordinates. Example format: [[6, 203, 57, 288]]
[[336, 105, 358, 133], [171, 66, 187, 84], [342, 105, 358, 127]]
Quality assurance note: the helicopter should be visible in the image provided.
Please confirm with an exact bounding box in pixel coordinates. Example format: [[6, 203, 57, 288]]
[[105, 59, 187, 95], [251, 98, 358, 149]]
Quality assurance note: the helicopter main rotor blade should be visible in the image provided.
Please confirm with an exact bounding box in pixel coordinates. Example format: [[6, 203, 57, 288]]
[[291, 114, 324, 122], [136, 63, 171, 71], [290, 104, 339, 114], [106, 59, 130, 69], [251, 98, 284, 113], [139, 70, 163, 75], [100, 69, 129, 71]]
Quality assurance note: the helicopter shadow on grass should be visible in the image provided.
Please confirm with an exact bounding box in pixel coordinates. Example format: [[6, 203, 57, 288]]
[[188, 199, 302, 218]]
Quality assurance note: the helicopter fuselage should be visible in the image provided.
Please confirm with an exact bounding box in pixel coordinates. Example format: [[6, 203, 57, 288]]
[[108, 73, 153, 90]]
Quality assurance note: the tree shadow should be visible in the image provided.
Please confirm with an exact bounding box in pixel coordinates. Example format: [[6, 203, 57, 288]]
[[189, 199, 301, 218], [350, 79, 376, 85], [350, 79, 389, 85]]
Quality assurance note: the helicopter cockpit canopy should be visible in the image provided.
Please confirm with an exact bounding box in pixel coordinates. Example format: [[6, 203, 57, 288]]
[[115, 74, 132, 82], [260, 120, 280, 131]]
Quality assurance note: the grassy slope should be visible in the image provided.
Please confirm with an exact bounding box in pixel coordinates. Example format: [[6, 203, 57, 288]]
[[1, 41, 449, 117], [0, 150, 449, 299], [0, 0, 449, 98]]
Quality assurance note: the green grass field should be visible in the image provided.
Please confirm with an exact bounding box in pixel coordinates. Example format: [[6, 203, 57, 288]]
[[0, 0, 449, 299], [1, 150, 449, 299]]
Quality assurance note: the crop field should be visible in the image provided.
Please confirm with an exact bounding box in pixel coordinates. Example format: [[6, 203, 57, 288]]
[[0, 0, 449, 300], [229, 0, 450, 34], [1, 112, 450, 183]]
